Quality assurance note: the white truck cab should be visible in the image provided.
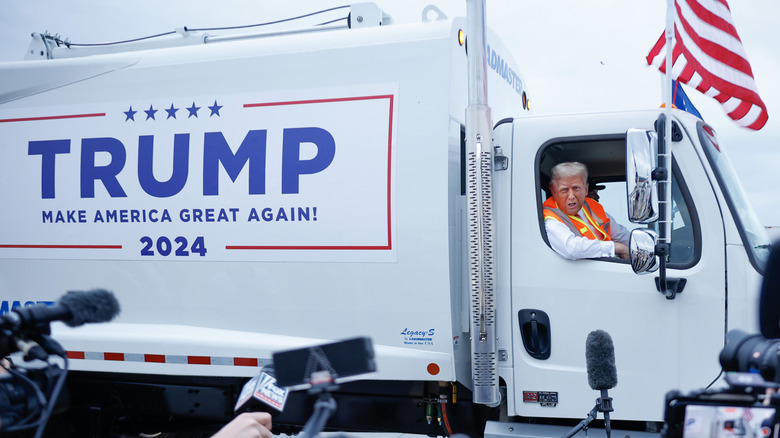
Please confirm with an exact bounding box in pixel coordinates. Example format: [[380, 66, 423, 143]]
[[492, 109, 768, 426]]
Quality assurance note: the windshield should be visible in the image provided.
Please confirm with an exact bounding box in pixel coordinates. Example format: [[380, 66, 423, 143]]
[[698, 122, 771, 273]]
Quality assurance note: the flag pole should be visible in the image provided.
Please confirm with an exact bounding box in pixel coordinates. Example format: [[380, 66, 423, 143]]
[[663, 0, 673, 241], [659, 0, 675, 296]]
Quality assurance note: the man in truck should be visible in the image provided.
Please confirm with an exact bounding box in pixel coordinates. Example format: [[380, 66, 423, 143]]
[[542, 162, 630, 260]]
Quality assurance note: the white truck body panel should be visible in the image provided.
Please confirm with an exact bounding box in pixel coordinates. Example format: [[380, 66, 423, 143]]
[[0, 18, 525, 385]]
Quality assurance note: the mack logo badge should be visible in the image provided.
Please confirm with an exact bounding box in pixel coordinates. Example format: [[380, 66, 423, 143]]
[[523, 391, 558, 407]]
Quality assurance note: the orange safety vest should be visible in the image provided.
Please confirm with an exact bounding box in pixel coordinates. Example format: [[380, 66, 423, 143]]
[[542, 197, 612, 241]]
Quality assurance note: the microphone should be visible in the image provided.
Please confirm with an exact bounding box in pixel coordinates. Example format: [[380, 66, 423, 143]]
[[234, 366, 289, 418], [563, 330, 618, 438], [585, 330, 617, 438], [585, 329, 618, 391], [1, 289, 120, 331]]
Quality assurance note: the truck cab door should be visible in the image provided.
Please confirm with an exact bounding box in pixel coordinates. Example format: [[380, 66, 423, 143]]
[[502, 115, 726, 423]]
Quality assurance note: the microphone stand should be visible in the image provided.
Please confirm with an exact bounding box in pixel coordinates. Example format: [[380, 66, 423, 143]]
[[300, 382, 339, 438], [561, 389, 613, 438]]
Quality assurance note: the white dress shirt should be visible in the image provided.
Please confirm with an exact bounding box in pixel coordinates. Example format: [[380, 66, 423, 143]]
[[544, 210, 630, 260]]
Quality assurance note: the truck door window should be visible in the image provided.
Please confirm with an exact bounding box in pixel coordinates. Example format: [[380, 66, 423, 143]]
[[594, 171, 699, 266], [590, 181, 643, 234], [657, 168, 700, 267], [538, 139, 700, 267]]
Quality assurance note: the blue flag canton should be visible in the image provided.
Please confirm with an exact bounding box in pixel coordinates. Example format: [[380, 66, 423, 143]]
[[673, 81, 703, 120]]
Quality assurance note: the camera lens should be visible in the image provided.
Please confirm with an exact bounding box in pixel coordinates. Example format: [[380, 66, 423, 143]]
[[720, 329, 780, 382]]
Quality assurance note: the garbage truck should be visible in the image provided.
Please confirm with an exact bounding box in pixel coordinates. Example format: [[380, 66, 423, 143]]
[[0, 2, 771, 436]]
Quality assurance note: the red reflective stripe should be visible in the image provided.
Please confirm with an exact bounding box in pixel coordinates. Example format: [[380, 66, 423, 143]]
[[104, 352, 124, 361], [145, 354, 166, 363], [67, 351, 85, 359], [66, 351, 261, 367], [234, 357, 259, 367], [188, 356, 211, 365]]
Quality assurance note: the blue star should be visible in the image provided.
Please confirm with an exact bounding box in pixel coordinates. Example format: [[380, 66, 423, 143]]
[[145, 104, 158, 120], [165, 104, 179, 119], [187, 102, 201, 118], [208, 100, 223, 117], [124, 106, 137, 122]]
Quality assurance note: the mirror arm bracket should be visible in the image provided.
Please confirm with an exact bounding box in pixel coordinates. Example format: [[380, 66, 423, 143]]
[[655, 277, 687, 299], [651, 167, 668, 181], [654, 242, 669, 257], [654, 242, 686, 299]]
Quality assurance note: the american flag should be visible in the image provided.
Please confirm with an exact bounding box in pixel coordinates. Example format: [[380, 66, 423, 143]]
[[743, 407, 753, 423], [646, 0, 768, 130]]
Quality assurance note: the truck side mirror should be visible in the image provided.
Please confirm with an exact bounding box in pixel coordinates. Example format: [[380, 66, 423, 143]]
[[629, 228, 659, 274], [625, 129, 659, 224]]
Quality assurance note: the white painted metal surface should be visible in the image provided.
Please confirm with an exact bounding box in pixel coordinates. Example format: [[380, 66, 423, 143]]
[[0, 14, 526, 385]]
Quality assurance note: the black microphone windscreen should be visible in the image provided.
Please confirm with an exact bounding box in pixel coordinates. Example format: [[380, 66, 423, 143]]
[[58, 289, 120, 327], [585, 330, 617, 390]]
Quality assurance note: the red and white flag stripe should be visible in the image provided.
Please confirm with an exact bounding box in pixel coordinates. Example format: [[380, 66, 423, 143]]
[[646, 0, 768, 130]]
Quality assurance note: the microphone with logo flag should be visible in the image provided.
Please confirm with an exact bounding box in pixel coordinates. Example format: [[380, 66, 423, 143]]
[[562, 330, 617, 438], [234, 366, 289, 418]]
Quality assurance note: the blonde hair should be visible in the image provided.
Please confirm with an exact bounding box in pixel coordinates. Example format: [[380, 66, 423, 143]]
[[550, 162, 588, 188], [550, 161, 588, 190]]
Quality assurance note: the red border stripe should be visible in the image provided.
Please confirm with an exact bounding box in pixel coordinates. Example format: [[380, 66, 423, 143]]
[[67, 351, 86, 360], [385, 94, 394, 248], [226, 245, 391, 250], [243, 95, 392, 108], [0, 113, 106, 123], [0, 244, 122, 249], [233, 94, 394, 251]]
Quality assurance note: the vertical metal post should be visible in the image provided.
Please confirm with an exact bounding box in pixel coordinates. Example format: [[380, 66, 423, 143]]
[[657, 0, 675, 297], [465, 0, 499, 406], [663, 0, 674, 244]]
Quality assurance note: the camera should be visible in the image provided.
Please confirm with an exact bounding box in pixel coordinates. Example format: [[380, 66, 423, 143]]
[[662, 242, 780, 438], [0, 362, 67, 430], [720, 330, 780, 383], [1, 290, 120, 435], [718, 240, 780, 384], [662, 372, 779, 438]]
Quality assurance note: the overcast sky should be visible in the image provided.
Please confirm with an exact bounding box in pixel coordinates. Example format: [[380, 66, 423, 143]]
[[0, 0, 777, 229]]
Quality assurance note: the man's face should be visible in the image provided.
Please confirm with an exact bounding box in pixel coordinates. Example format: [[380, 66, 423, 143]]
[[551, 175, 588, 216]]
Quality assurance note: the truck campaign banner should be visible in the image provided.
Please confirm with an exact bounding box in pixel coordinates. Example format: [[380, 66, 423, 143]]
[[0, 85, 397, 262]]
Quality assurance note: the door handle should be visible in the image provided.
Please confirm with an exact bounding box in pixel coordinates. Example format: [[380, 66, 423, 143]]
[[518, 309, 551, 360]]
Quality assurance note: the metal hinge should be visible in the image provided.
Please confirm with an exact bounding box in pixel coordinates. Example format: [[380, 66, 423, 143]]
[[494, 145, 508, 171]]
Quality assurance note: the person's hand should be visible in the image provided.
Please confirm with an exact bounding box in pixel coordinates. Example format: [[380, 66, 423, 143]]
[[212, 412, 272, 438], [614, 242, 629, 260]]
